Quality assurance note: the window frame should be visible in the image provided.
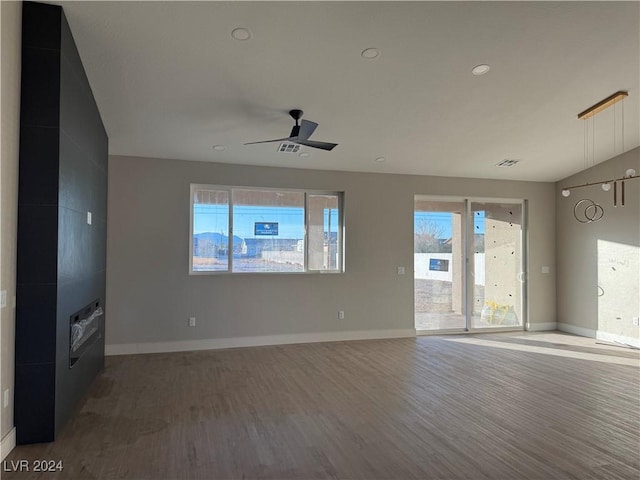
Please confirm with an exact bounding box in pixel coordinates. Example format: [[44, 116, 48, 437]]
[[189, 184, 344, 275]]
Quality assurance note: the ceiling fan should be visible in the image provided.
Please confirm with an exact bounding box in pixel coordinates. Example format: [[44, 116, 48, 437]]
[[244, 109, 338, 151]]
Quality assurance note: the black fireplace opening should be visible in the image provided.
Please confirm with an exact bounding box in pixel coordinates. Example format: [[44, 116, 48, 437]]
[[69, 299, 103, 368]]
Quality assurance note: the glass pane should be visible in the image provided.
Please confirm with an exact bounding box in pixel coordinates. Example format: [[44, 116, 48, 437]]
[[308, 194, 340, 271], [192, 189, 229, 272], [471, 202, 523, 328], [414, 199, 466, 331], [232, 190, 305, 272]]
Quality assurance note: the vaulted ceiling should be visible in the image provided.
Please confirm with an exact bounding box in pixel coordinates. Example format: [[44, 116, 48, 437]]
[[56, 1, 639, 181]]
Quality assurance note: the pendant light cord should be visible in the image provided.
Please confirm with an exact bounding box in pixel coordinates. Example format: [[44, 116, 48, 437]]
[[592, 115, 596, 167], [622, 98, 625, 152]]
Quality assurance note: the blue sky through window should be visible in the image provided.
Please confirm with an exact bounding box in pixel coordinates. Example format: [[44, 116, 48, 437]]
[[234, 206, 304, 239], [195, 205, 484, 240], [194, 204, 338, 239], [414, 211, 485, 239]]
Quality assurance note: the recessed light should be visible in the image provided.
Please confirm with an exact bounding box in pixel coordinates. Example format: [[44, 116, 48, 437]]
[[361, 48, 380, 60], [471, 64, 490, 75], [231, 27, 252, 41], [375, 157, 386, 162], [299, 152, 310, 158], [212, 145, 226, 151]]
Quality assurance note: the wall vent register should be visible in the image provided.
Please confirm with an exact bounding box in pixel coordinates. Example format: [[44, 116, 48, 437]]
[[496, 159, 519, 167], [278, 143, 300, 153]]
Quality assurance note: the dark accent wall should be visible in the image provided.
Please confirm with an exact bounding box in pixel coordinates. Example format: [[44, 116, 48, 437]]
[[16, 1, 108, 444]]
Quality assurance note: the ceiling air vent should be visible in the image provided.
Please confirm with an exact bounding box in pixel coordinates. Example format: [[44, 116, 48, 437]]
[[278, 143, 300, 153], [496, 159, 520, 167]]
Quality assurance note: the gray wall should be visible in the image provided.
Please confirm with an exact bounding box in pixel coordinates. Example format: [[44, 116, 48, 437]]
[[556, 147, 640, 340], [107, 155, 556, 349], [0, 0, 21, 443]]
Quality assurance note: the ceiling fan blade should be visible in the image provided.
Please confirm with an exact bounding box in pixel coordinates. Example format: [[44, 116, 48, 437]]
[[296, 139, 338, 151], [244, 137, 291, 145], [298, 120, 318, 140]]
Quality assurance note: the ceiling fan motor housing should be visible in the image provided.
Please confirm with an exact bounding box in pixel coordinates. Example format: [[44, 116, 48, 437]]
[[289, 109, 303, 121], [289, 109, 303, 136]]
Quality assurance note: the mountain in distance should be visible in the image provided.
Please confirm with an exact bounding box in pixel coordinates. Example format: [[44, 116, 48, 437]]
[[194, 232, 243, 244]]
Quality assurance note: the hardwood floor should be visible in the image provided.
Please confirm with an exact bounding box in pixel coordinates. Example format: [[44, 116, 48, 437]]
[[4, 332, 639, 479]]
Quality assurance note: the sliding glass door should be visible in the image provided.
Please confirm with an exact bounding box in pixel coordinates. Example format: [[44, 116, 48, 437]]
[[414, 197, 525, 333]]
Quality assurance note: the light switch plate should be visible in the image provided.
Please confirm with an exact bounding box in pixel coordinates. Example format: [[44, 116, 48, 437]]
[[0, 290, 6, 309], [87, 211, 92, 225]]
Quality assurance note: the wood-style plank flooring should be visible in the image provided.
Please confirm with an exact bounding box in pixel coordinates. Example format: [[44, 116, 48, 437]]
[[4, 331, 639, 479]]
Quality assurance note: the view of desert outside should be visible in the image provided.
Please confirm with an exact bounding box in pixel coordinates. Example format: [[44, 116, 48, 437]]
[[192, 188, 340, 273], [414, 198, 523, 331]]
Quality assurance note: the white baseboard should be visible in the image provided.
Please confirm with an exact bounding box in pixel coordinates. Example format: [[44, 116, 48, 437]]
[[1, 428, 16, 460], [106, 329, 416, 356], [557, 323, 596, 338], [526, 322, 557, 332], [596, 330, 640, 349]]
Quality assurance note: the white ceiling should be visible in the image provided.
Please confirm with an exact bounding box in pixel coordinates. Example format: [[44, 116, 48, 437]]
[[56, 1, 640, 182]]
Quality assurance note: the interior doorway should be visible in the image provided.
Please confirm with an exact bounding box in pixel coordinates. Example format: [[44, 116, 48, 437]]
[[414, 197, 526, 333]]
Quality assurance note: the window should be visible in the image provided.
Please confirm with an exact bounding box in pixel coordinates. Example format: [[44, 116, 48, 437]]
[[192, 189, 229, 272], [190, 185, 343, 274]]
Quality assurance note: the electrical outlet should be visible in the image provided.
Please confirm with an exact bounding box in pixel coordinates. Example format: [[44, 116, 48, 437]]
[[3, 389, 9, 408], [188, 316, 196, 327], [0, 290, 6, 309], [633, 317, 639, 327], [397, 266, 405, 275], [338, 310, 345, 320]]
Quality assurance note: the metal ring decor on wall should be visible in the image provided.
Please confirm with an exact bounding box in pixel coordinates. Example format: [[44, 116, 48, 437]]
[[573, 199, 604, 223]]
